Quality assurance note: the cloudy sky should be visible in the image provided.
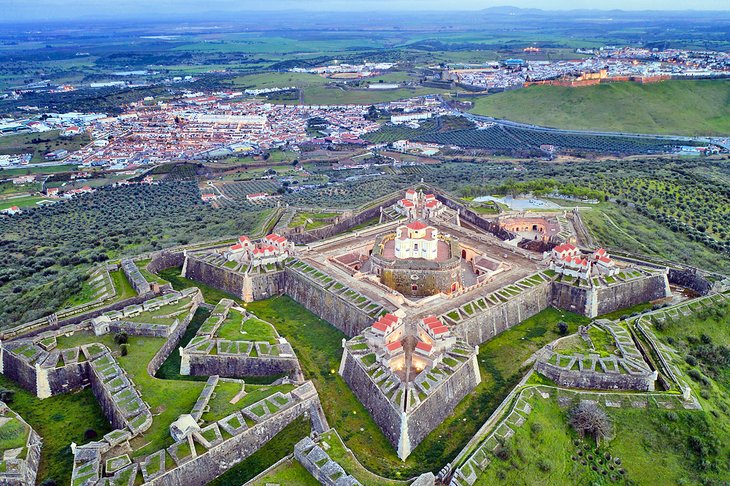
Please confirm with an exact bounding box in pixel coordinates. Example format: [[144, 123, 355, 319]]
[[5, 0, 730, 22]]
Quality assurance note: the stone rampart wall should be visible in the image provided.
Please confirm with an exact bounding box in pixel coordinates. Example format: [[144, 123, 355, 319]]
[[46, 361, 90, 396], [183, 256, 247, 299], [338, 348, 402, 451], [0, 349, 37, 395], [406, 354, 481, 453], [283, 268, 376, 337], [187, 355, 299, 379], [285, 196, 401, 245], [551, 281, 588, 315], [595, 274, 669, 316], [147, 251, 186, 274], [668, 268, 711, 295], [146, 395, 323, 486], [146, 298, 201, 377], [453, 282, 552, 346]]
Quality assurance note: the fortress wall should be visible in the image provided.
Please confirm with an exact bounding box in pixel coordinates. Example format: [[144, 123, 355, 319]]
[[535, 361, 656, 391], [551, 282, 589, 315], [87, 362, 128, 430], [339, 348, 402, 450], [147, 394, 324, 486], [187, 355, 299, 379], [406, 354, 481, 452], [146, 297, 201, 377], [668, 268, 711, 295], [183, 256, 248, 299], [453, 282, 552, 346], [286, 196, 401, 244], [46, 361, 90, 396], [0, 350, 37, 394], [595, 274, 669, 316], [283, 268, 375, 337], [436, 195, 515, 241], [147, 251, 186, 274], [248, 272, 286, 301]]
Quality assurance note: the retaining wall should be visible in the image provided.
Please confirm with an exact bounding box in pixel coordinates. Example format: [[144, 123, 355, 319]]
[[186, 355, 299, 379], [594, 273, 670, 316]]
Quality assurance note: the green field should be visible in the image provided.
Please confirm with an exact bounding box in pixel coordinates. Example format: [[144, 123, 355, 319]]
[[0, 163, 78, 176], [0, 195, 49, 211], [470, 79, 730, 136]]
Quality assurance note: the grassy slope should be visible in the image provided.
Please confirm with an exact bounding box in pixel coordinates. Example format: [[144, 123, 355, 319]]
[[580, 202, 730, 274], [470, 79, 730, 136]]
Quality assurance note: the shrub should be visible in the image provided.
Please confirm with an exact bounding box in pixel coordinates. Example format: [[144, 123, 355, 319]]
[[84, 429, 97, 440], [120, 344, 129, 356], [685, 355, 698, 366], [569, 401, 612, 446], [114, 332, 128, 345], [557, 321, 569, 335]]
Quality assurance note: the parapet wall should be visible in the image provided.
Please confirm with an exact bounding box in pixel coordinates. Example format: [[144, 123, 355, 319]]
[[551, 281, 589, 315], [338, 348, 402, 450], [453, 282, 552, 346], [146, 297, 201, 377], [283, 267, 375, 337]]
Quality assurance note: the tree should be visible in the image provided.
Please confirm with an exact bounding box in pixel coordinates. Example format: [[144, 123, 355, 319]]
[[569, 401, 612, 446], [557, 321, 569, 335]]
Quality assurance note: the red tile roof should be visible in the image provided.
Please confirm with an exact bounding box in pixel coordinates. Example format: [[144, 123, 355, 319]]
[[431, 326, 450, 335], [386, 341, 403, 351], [415, 341, 433, 352], [406, 220, 428, 231]]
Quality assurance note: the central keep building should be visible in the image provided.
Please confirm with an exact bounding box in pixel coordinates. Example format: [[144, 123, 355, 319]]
[[370, 220, 462, 297]]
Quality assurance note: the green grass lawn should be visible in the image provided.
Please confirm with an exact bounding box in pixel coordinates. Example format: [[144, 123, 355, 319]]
[[54, 331, 206, 460], [470, 79, 730, 136], [109, 268, 137, 301], [248, 457, 319, 485], [0, 163, 78, 176], [288, 211, 339, 230], [135, 259, 169, 285], [0, 417, 29, 452], [0, 377, 112, 485]]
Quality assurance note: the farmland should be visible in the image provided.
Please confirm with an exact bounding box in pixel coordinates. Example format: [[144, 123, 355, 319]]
[[0, 130, 91, 162]]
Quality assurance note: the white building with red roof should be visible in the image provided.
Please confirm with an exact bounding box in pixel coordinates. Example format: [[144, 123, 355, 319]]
[[226, 234, 291, 267], [246, 192, 269, 202], [592, 248, 618, 276], [551, 243, 579, 260], [394, 221, 439, 260], [1, 206, 21, 215]]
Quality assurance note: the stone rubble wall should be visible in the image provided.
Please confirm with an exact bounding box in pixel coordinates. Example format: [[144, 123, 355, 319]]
[[550, 281, 588, 315], [668, 268, 711, 295]]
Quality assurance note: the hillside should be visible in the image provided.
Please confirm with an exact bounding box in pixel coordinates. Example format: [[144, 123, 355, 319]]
[[469, 79, 730, 136]]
